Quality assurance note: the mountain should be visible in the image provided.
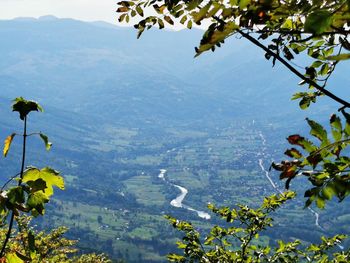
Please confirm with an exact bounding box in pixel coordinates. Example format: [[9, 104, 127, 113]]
[[0, 17, 307, 124], [0, 17, 349, 262]]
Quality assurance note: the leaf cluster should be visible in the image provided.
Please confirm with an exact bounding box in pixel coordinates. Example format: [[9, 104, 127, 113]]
[[0, 98, 65, 260], [272, 111, 350, 208], [0, 216, 111, 263], [166, 192, 350, 262]]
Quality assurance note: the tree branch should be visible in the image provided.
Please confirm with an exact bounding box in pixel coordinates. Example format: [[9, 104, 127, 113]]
[[237, 29, 350, 108]]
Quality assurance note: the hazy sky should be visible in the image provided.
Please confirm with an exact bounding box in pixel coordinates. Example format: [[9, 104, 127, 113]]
[[0, 0, 118, 24]]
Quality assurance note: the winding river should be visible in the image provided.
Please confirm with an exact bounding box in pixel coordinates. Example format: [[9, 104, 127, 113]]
[[158, 169, 211, 220], [158, 128, 323, 226]]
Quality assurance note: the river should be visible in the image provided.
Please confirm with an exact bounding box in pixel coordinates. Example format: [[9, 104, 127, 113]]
[[158, 169, 211, 220], [158, 129, 322, 226]]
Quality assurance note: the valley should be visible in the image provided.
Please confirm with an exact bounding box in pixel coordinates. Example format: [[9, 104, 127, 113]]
[[0, 17, 349, 262]]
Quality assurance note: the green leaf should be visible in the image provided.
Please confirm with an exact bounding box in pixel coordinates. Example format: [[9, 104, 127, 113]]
[[304, 10, 333, 35], [27, 191, 49, 215], [239, 0, 251, 9], [7, 186, 25, 205], [180, 15, 187, 24], [322, 184, 336, 200], [320, 63, 329, 75], [192, 3, 210, 24], [284, 148, 302, 158], [12, 97, 43, 120], [207, 3, 221, 17], [311, 60, 323, 68], [136, 5, 144, 17], [22, 167, 64, 197], [281, 19, 293, 29], [330, 114, 342, 141], [158, 18, 165, 29], [186, 0, 200, 11], [167, 253, 185, 262], [3, 133, 15, 157], [299, 97, 311, 109], [195, 22, 238, 56], [292, 92, 308, 100], [315, 196, 325, 209], [341, 110, 350, 136], [39, 133, 52, 151], [118, 13, 127, 22], [306, 118, 328, 144], [326, 53, 350, 61], [187, 20, 192, 29]]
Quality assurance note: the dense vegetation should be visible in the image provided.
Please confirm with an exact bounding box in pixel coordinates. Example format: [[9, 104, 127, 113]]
[[0, 98, 110, 262], [167, 192, 350, 262]]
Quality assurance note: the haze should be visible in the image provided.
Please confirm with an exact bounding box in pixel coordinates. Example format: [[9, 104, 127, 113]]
[[0, 0, 117, 23]]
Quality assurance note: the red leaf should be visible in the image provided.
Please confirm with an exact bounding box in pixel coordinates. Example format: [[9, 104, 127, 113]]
[[287, 134, 304, 145]]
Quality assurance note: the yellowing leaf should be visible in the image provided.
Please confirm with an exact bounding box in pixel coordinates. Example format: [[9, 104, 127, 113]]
[[22, 167, 64, 197], [3, 133, 15, 157], [117, 6, 129, 12], [164, 16, 174, 25], [6, 253, 24, 263], [195, 22, 238, 56], [326, 53, 350, 61], [192, 3, 211, 24], [39, 133, 52, 151]]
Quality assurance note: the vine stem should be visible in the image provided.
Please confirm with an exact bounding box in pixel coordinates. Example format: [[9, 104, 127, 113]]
[[0, 116, 27, 257]]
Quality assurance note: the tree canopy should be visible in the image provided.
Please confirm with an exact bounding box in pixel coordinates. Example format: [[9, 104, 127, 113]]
[[117, 0, 350, 208], [166, 192, 350, 262]]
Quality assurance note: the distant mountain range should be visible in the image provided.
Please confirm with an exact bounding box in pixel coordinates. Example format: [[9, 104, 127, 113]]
[[0, 16, 312, 126]]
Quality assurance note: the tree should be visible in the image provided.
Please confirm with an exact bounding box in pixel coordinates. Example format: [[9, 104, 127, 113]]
[[166, 192, 350, 262], [117, 0, 350, 208], [0, 216, 111, 263]]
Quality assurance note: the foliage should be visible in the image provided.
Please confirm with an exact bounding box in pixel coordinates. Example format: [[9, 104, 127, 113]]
[[166, 191, 350, 262], [0, 98, 112, 262], [0, 216, 111, 263], [272, 113, 350, 209], [117, 0, 350, 207]]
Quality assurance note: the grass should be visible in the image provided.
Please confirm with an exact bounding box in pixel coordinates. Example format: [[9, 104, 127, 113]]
[[123, 175, 167, 207]]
